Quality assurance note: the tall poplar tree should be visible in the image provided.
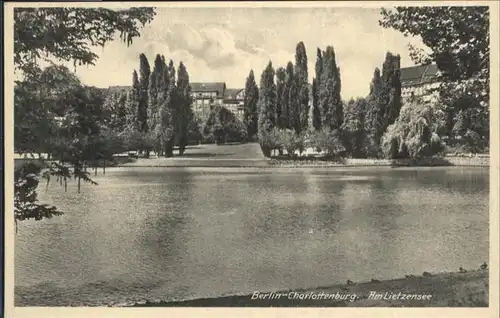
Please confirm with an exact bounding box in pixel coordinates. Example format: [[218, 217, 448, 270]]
[[163, 60, 177, 157], [243, 70, 259, 140], [381, 52, 402, 129], [312, 48, 323, 130], [366, 52, 402, 150], [276, 67, 287, 129], [284, 61, 296, 130], [176, 62, 193, 155], [155, 56, 173, 157], [138, 53, 151, 135], [294, 42, 309, 134], [319, 46, 342, 131], [147, 54, 164, 138], [128, 70, 141, 131], [257, 61, 277, 157]]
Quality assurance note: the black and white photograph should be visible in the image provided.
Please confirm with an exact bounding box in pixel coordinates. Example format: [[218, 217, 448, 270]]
[[3, 1, 499, 316]]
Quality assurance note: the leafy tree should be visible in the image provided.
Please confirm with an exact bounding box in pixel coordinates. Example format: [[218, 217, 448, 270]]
[[163, 60, 177, 157], [379, 6, 489, 151], [147, 54, 165, 137], [187, 116, 203, 145], [138, 53, 151, 137], [203, 106, 246, 144], [365, 68, 383, 156], [243, 69, 259, 140], [257, 61, 277, 157], [275, 67, 287, 129], [126, 70, 141, 131], [381, 52, 402, 129], [381, 97, 446, 159], [13, 7, 156, 225], [308, 128, 345, 159], [14, 162, 63, 232], [312, 78, 321, 131], [312, 48, 323, 130], [283, 62, 295, 130], [364, 53, 402, 156], [341, 98, 369, 158], [319, 46, 342, 131], [175, 62, 193, 155], [294, 41, 309, 134], [14, 7, 156, 74], [102, 90, 128, 132]]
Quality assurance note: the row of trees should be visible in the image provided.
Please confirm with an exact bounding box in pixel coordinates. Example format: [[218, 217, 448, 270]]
[[249, 5, 489, 159], [251, 40, 404, 159], [254, 42, 312, 156], [105, 54, 251, 153], [105, 53, 194, 157]]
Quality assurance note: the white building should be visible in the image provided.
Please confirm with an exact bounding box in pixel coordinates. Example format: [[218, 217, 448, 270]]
[[400, 64, 440, 103], [190, 82, 226, 120], [223, 88, 245, 121]]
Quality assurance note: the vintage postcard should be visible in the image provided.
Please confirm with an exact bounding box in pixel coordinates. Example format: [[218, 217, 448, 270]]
[[3, 1, 499, 318]]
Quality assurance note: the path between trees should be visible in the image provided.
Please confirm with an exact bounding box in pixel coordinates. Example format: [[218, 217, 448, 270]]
[[120, 142, 268, 167]]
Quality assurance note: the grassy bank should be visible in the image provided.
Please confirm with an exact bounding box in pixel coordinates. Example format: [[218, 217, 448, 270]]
[[131, 268, 488, 307], [268, 155, 489, 168]]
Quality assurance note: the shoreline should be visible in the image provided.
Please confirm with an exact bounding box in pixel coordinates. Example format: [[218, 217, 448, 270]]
[[130, 268, 489, 307], [116, 155, 489, 168], [14, 157, 489, 169]]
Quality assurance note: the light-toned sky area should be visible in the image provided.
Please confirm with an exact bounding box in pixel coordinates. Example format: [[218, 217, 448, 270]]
[[48, 6, 428, 99]]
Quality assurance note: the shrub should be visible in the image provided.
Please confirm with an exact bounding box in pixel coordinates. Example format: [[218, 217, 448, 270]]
[[308, 128, 345, 158]]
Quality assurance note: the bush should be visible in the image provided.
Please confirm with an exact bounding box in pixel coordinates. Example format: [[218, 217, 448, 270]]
[[203, 106, 247, 144], [308, 128, 346, 158]]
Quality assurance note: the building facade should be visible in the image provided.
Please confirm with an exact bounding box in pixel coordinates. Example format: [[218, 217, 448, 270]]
[[222, 88, 245, 121], [190, 82, 226, 120], [400, 64, 440, 103]]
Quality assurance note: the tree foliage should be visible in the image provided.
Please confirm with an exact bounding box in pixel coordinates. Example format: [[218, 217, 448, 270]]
[[381, 98, 446, 159], [319, 46, 342, 131], [341, 98, 369, 158], [294, 41, 309, 134], [275, 67, 287, 129], [379, 6, 489, 151], [14, 7, 156, 74], [365, 52, 402, 156], [309, 128, 345, 158], [283, 62, 296, 130], [313, 48, 323, 131], [203, 106, 247, 145], [102, 90, 128, 132], [14, 7, 156, 225], [243, 70, 259, 140], [257, 61, 277, 157], [175, 62, 194, 155], [138, 53, 151, 135]]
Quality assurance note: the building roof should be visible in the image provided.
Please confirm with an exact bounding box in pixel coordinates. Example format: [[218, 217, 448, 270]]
[[400, 64, 439, 87], [190, 82, 226, 95], [224, 88, 244, 100]]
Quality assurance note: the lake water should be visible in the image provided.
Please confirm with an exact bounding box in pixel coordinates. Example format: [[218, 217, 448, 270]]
[[14, 166, 489, 306]]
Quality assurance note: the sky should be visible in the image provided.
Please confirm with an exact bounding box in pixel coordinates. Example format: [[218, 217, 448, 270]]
[[47, 6, 429, 100]]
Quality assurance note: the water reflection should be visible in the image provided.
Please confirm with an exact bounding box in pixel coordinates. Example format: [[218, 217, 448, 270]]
[[15, 167, 489, 306]]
